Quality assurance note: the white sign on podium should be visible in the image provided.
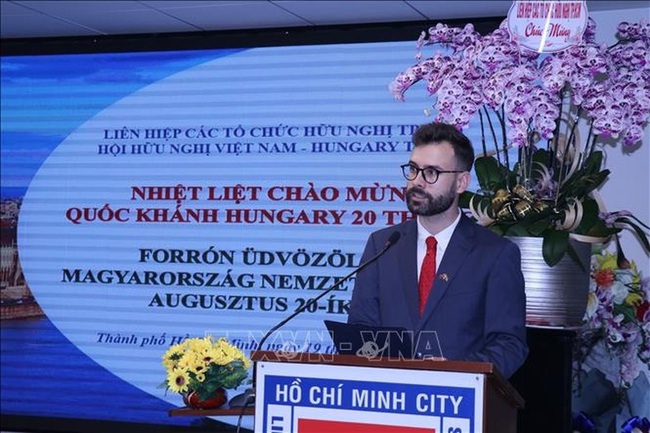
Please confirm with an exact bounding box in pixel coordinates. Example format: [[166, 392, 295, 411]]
[[254, 358, 483, 433]]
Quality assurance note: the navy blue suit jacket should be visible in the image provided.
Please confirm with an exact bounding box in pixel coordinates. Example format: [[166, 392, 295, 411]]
[[348, 213, 528, 378]]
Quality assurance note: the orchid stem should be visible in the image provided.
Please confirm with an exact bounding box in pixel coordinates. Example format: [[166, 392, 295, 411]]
[[483, 106, 500, 165], [478, 109, 488, 158]]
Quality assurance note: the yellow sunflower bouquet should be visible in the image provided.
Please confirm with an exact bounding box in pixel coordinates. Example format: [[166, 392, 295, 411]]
[[161, 336, 251, 403]]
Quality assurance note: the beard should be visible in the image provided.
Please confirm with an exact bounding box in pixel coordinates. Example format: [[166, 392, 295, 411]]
[[406, 185, 456, 217]]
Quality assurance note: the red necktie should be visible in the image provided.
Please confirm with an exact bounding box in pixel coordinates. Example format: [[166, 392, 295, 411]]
[[418, 236, 437, 316]]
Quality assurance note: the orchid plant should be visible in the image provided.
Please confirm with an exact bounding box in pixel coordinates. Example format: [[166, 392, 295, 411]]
[[390, 19, 650, 266]]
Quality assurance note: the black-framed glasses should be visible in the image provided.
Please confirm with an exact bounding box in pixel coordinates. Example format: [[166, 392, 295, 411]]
[[400, 163, 464, 184]]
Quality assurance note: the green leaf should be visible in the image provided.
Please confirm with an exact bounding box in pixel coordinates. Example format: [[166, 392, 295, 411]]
[[505, 224, 532, 237], [615, 303, 637, 324], [572, 197, 602, 234], [585, 225, 618, 238], [543, 230, 570, 267], [615, 217, 650, 253], [526, 220, 550, 236], [561, 170, 609, 198], [583, 150, 604, 173], [490, 225, 506, 236], [531, 148, 552, 162], [459, 191, 474, 208], [474, 156, 507, 191], [626, 214, 650, 231]]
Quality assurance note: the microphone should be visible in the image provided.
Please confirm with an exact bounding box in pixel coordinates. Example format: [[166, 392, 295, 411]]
[[256, 230, 400, 353], [229, 231, 401, 408]]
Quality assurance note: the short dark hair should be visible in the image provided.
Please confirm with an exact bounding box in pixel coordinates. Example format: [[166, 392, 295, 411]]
[[412, 122, 475, 172]]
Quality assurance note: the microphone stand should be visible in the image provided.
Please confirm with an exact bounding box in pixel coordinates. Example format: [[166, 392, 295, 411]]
[[229, 232, 400, 408]]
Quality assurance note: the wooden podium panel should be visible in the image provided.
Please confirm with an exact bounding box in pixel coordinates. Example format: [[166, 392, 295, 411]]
[[251, 351, 523, 433]]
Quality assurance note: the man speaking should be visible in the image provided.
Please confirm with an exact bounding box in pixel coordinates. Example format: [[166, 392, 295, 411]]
[[348, 122, 528, 379]]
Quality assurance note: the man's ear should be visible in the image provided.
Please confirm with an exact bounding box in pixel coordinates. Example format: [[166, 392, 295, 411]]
[[456, 171, 471, 194]]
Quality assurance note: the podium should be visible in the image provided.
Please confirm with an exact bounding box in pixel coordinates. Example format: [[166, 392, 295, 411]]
[[251, 351, 523, 433]]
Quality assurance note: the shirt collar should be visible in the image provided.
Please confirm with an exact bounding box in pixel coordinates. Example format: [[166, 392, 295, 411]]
[[416, 211, 461, 247]]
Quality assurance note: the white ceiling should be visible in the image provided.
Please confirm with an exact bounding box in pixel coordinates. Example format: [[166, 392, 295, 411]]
[[1, 0, 648, 40]]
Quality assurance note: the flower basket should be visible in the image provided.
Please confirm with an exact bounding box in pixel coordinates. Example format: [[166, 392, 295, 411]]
[[161, 336, 251, 408], [573, 251, 649, 391], [182, 388, 228, 410], [572, 251, 649, 431]]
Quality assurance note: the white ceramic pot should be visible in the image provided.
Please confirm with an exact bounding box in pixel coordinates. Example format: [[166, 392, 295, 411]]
[[508, 236, 592, 327]]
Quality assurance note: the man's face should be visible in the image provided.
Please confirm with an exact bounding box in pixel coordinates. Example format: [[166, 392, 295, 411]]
[[405, 142, 467, 217]]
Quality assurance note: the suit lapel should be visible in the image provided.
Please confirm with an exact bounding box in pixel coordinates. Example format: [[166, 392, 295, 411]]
[[419, 214, 476, 325], [397, 220, 419, 329]]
